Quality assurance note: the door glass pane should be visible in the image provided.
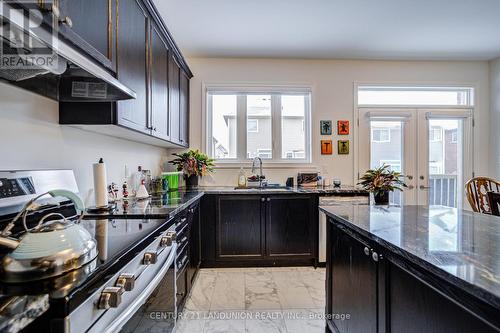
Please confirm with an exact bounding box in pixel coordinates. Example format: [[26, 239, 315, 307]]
[[428, 119, 462, 207], [247, 95, 272, 159], [281, 95, 306, 159], [211, 95, 237, 159], [370, 121, 403, 205]]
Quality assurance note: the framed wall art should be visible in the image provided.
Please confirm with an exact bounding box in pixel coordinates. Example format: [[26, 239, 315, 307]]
[[337, 120, 349, 135], [320, 120, 332, 135], [338, 140, 349, 154], [321, 140, 333, 154]]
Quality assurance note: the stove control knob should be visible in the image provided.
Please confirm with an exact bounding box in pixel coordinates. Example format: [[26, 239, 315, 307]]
[[98, 287, 123, 309], [161, 231, 177, 247], [116, 273, 135, 291], [143, 251, 158, 265]]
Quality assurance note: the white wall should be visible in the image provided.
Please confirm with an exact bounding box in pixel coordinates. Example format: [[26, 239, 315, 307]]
[[183, 58, 491, 186], [490, 58, 500, 179], [0, 82, 167, 205]]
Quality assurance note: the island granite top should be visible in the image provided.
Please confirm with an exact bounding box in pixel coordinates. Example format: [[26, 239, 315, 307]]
[[320, 203, 500, 310]]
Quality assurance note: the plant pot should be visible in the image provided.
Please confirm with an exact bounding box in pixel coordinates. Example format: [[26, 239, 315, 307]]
[[373, 191, 390, 205], [185, 175, 199, 190]]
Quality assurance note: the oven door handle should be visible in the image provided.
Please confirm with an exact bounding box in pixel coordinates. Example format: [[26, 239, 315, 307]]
[[103, 243, 177, 333]]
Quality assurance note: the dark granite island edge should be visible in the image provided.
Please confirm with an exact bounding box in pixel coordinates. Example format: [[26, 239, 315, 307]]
[[320, 204, 500, 332]]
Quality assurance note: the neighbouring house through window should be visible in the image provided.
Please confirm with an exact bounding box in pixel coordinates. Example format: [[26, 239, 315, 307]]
[[207, 87, 311, 162]]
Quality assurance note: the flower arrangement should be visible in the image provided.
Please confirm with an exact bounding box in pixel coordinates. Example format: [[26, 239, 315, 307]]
[[358, 164, 407, 204], [169, 150, 215, 178]]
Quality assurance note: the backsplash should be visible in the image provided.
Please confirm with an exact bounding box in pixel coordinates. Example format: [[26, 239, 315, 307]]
[[0, 82, 167, 205]]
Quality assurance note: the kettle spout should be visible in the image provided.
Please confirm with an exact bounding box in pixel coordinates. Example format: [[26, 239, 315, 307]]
[[0, 237, 20, 249]]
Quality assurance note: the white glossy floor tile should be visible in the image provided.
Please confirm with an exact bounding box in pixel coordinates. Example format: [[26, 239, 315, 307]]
[[210, 272, 245, 310], [181, 267, 326, 333]]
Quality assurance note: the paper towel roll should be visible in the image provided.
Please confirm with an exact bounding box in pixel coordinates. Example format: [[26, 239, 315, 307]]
[[93, 158, 108, 208]]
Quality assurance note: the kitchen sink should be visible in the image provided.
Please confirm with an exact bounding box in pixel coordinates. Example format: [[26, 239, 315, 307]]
[[233, 186, 291, 191]]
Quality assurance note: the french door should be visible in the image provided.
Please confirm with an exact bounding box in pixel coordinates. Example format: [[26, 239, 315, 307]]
[[358, 108, 473, 207]]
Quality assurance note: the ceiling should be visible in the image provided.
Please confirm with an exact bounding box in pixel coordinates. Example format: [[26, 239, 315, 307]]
[[153, 0, 500, 61]]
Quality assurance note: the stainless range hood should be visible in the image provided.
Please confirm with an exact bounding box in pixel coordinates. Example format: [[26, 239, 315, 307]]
[[0, 2, 136, 101]]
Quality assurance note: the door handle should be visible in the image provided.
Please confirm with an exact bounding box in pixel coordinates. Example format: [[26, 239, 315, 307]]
[[419, 185, 431, 190], [408, 185, 414, 190]]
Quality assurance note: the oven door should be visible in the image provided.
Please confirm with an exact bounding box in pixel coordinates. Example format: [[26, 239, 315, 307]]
[[119, 259, 177, 333]]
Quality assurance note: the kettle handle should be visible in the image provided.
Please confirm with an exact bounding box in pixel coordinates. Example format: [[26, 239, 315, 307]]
[[48, 190, 85, 213]]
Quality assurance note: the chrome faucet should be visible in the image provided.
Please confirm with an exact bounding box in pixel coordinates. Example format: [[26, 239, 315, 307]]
[[251, 157, 264, 187]]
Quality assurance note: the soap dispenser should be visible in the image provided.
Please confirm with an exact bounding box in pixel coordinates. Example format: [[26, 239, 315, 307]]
[[237, 167, 247, 188]]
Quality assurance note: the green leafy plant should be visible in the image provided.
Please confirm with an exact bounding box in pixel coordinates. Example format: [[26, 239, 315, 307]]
[[170, 150, 215, 177], [357, 164, 407, 195]]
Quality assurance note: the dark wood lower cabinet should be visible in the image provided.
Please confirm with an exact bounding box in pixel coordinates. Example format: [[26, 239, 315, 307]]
[[389, 264, 498, 333], [266, 196, 315, 258], [216, 196, 264, 259], [328, 223, 377, 333], [326, 218, 500, 333], [207, 194, 316, 265]]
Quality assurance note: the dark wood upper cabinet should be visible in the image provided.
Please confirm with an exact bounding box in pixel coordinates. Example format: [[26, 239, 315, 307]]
[[58, 0, 116, 71], [180, 70, 190, 147], [58, 0, 192, 148], [150, 23, 170, 140], [266, 195, 314, 257], [168, 55, 181, 145], [216, 196, 264, 259], [116, 0, 149, 134]]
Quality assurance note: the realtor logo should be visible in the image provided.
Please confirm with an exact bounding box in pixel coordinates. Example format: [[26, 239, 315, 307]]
[[0, 0, 61, 73]]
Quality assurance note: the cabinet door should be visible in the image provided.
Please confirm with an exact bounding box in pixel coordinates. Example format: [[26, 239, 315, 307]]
[[58, 0, 116, 71], [328, 223, 377, 333], [116, 0, 149, 134], [150, 23, 169, 140], [168, 55, 181, 144], [216, 196, 264, 259], [188, 203, 201, 285], [179, 70, 190, 146], [266, 195, 314, 257]]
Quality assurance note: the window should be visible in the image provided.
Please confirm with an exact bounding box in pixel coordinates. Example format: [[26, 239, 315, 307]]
[[371, 128, 391, 143], [358, 86, 474, 106], [247, 119, 259, 133], [207, 87, 311, 162], [430, 126, 442, 142], [450, 130, 458, 143]]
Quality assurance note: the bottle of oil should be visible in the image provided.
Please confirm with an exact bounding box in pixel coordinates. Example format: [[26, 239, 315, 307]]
[[237, 167, 247, 188]]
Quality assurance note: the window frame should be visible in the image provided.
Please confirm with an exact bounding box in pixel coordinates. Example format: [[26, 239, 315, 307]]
[[205, 85, 312, 164]]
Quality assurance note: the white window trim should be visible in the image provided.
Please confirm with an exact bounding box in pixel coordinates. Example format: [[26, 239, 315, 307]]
[[204, 84, 312, 165], [352, 81, 477, 186]]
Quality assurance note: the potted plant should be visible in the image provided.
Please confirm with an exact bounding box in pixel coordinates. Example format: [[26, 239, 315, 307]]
[[170, 150, 215, 189], [357, 164, 407, 205]]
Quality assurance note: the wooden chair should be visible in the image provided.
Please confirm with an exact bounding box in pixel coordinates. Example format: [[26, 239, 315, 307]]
[[465, 177, 500, 213], [487, 192, 500, 216]]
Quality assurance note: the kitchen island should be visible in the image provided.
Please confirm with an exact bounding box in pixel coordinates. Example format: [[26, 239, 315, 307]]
[[320, 203, 500, 333]]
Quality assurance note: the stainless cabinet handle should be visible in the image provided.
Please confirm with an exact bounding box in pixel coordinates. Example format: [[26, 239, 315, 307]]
[[266, 198, 271, 202], [98, 287, 123, 309], [261, 198, 265, 202], [372, 252, 379, 262], [419, 185, 431, 190], [408, 185, 414, 190], [364, 247, 370, 256]]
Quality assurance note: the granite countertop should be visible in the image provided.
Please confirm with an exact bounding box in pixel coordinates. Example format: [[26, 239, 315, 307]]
[[0, 295, 49, 333], [84, 190, 204, 219], [320, 203, 500, 311], [197, 185, 368, 195]]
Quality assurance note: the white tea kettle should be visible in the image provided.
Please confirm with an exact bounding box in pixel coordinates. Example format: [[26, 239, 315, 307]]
[[0, 190, 98, 283]]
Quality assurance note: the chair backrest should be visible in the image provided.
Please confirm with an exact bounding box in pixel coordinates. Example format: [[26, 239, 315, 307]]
[[488, 192, 500, 216], [465, 177, 500, 213]]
